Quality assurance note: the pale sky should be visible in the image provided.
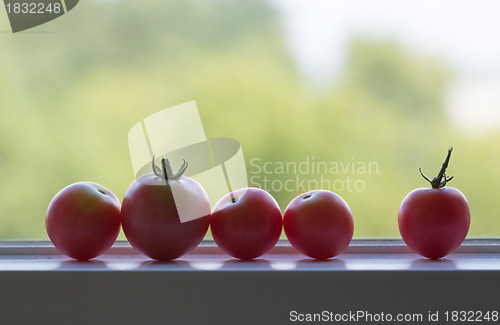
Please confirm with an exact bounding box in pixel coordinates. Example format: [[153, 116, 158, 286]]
[[270, 0, 500, 82], [270, 0, 500, 135]]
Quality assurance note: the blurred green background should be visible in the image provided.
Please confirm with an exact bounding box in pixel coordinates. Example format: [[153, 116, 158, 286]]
[[0, 0, 499, 239]]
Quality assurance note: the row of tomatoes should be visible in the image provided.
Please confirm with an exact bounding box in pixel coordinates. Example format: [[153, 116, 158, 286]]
[[46, 149, 470, 261]]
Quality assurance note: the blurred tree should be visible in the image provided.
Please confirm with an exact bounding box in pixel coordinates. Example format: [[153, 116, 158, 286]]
[[339, 38, 450, 117]]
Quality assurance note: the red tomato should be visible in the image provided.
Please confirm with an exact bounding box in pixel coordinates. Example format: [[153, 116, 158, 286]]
[[283, 190, 354, 259], [398, 147, 470, 259], [46, 182, 121, 260], [210, 188, 283, 260], [121, 157, 210, 261]]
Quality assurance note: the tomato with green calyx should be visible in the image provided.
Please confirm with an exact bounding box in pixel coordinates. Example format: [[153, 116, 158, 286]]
[[121, 157, 210, 261], [398, 147, 470, 259]]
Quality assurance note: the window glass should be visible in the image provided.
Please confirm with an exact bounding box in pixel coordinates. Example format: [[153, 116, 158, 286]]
[[0, 0, 499, 239]]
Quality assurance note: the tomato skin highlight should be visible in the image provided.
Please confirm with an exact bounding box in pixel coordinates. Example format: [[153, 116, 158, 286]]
[[398, 187, 470, 259], [284, 190, 354, 259], [121, 172, 210, 261], [210, 188, 283, 260], [45, 182, 121, 260]]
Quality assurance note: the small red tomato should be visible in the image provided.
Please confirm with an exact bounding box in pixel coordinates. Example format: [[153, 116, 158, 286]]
[[210, 188, 283, 260], [46, 182, 121, 260], [121, 157, 210, 261], [398, 147, 470, 259], [284, 190, 354, 259]]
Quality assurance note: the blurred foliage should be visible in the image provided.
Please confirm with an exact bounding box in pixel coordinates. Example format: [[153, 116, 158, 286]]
[[0, 0, 499, 239]]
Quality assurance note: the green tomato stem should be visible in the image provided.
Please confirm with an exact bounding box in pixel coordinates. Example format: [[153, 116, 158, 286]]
[[419, 147, 454, 189], [151, 156, 189, 184]]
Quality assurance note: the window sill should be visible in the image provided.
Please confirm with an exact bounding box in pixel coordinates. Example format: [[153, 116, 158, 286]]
[[1, 239, 499, 324], [1, 238, 500, 271]]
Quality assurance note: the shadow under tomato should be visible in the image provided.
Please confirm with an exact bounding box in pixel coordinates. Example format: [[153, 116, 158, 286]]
[[295, 258, 346, 270], [410, 258, 457, 270], [221, 258, 271, 270], [138, 259, 193, 270], [58, 259, 108, 270]]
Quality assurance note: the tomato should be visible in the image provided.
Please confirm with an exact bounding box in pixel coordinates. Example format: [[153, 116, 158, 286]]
[[398, 147, 470, 259], [121, 157, 210, 261], [45, 182, 121, 260], [283, 190, 354, 259], [210, 188, 282, 260]]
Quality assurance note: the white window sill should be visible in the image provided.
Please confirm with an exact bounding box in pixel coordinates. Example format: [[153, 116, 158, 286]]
[[1, 239, 499, 271], [1, 239, 499, 324]]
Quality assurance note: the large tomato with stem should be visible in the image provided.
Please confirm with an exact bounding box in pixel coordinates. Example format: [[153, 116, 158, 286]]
[[121, 157, 210, 261], [398, 147, 470, 259]]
